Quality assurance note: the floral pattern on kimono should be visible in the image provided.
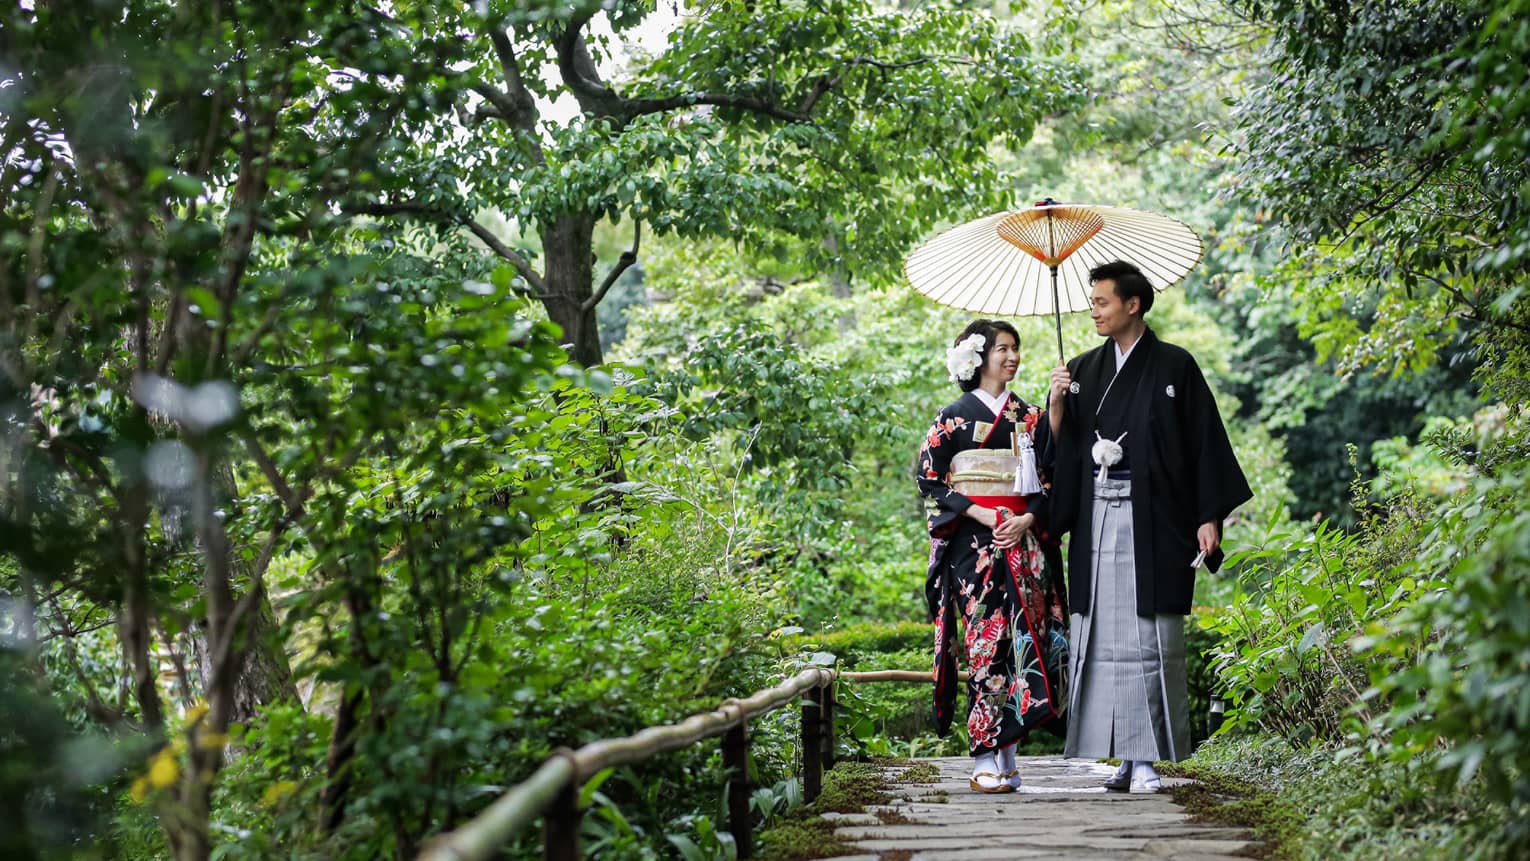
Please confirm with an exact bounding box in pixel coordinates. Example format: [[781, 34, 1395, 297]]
[[1002, 526, 1069, 736], [916, 391, 1068, 753]]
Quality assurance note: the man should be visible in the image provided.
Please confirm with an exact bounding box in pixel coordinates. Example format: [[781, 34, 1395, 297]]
[[1043, 260, 1251, 793]]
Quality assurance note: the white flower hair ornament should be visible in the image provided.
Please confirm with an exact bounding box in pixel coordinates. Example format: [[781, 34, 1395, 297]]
[[945, 333, 986, 382]]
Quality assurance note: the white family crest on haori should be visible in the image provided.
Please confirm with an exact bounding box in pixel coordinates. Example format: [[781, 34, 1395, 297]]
[[1166, 384, 1176, 398], [946, 333, 986, 382]]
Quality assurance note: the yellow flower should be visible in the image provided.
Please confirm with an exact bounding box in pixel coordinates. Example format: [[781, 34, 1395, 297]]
[[196, 732, 229, 750], [261, 780, 299, 807], [147, 748, 179, 789], [130, 775, 149, 803]]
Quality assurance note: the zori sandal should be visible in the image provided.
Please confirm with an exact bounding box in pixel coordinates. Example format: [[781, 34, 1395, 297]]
[[968, 771, 1016, 793], [1103, 762, 1132, 792]]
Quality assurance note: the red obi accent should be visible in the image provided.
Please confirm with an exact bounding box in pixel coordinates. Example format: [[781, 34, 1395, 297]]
[[967, 494, 1027, 514]]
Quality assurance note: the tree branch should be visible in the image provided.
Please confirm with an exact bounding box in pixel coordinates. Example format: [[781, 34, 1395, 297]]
[[582, 216, 640, 314], [795, 72, 846, 118], [467, 81, 517, 123], [239, 425, 300, 514], [228, 278, 297, 369], [345, 200, 547, 295], [1414, 269, 1530, 335], [624, 91, 811, 123], [460, 219, 548, 295], [483, 27, 545, 155], [553, 10, 619, 116], [206, 73, 294, 381], [1336, 160, 1446, 245], [600, 55, 939, 126]]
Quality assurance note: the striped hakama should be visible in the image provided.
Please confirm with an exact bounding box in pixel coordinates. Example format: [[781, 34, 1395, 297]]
[[1063, 477, 1191, 762]]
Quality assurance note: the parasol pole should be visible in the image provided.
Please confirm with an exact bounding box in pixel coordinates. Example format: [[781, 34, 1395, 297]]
[[1044, 205, 1064, 362], [1049, 264, 1063, 362]]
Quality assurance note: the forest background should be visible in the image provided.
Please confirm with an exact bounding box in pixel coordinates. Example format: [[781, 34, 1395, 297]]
[[2, 0, 1528, 859]]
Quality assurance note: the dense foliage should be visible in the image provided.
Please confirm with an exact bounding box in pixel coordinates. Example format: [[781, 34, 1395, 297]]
[[1230, 0, 1530, 404], [2, 0, 1526, 860], [360, 0, 1087, 364], [1205, 407, 1530, 857]]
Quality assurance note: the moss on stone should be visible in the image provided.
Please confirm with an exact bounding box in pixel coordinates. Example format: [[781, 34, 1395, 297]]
[[890, 761, 939, 784], [756, 760, 900, 860], [1161, 761, 1301, 860]]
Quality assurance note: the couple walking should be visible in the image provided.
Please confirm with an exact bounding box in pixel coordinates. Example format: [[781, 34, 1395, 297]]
[[916, 260, 1252, 794]]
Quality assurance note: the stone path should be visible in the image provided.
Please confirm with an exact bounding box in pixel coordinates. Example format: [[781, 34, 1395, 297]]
[[818, 756, 1255, 860]]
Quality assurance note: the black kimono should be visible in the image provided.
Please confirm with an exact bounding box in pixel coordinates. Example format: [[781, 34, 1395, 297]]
[[916, 390, 1067, 754], [1044, 328, 1253, 616]]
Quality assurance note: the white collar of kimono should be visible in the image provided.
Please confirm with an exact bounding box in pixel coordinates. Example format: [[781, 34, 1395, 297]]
[[1114, 337, 1139, 371], [971, 387, 1010, 416]]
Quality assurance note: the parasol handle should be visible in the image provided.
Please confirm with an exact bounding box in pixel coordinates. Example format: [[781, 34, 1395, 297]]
[[1049, 264, 1064, 362]]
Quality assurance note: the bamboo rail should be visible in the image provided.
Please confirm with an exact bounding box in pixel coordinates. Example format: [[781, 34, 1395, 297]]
[[417, 664, 937, 861]]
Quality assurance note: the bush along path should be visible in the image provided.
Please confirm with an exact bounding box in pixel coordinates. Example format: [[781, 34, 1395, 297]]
[[761, 756, 1257, 860]]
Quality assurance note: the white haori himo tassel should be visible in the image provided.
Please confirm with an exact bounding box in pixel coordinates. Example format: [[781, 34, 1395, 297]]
[[1092, 430, 1128, 481], [1013, 433, 1044, 495]]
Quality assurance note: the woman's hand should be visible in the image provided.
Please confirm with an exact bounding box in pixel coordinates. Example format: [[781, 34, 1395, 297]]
[[993, 512, 1035, 549], [966, 506, 1000, 529]]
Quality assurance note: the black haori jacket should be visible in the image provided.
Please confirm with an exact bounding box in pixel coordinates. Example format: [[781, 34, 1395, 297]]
[[1041, 328, 1252, 617]]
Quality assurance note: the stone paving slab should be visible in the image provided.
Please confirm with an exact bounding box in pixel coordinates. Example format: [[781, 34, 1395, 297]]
[[817, 756, 1254, 861]]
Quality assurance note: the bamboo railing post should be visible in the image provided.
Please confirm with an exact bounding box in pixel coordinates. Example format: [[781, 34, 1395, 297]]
[[801, 684, 823, 802], [723, 723, 752, 858], [821, 681, 837, 770], [543, 757, 581, 861]]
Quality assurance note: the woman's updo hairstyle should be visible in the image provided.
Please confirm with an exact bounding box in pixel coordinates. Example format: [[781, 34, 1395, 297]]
[[952, 319, 1020, 392]]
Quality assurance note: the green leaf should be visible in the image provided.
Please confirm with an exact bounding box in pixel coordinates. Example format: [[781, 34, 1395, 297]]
[[578, 767, 615, 808]]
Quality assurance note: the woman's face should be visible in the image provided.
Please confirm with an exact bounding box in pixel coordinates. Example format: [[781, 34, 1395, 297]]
[[979, 330, 1019, 386]]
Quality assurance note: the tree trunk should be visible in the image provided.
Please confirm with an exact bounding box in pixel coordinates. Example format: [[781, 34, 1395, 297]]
[[822, 232, 852, 298], [193, 592, 296, 721], [191, 463, 299, 722], [317, 684, 365, 836], [120, 487, 166, 734], [541, 212, 604, 367]]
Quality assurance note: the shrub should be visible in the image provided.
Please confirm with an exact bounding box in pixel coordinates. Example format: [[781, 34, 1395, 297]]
[[1358, 458, 1530, 843], [1205, 405, 1530, 854]]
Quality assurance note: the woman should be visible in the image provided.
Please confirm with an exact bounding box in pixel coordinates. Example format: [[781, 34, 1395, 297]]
[[916, 320, 1068, 793]]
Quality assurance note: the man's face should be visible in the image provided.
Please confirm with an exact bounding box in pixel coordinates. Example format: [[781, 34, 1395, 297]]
[[1091, 279, 1139, 338]]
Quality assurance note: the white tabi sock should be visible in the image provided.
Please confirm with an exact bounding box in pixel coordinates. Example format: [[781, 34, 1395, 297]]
[[1131, 760, 1162, 792], [998, 742, 1021, 788], [971, 752, 1003, 789]]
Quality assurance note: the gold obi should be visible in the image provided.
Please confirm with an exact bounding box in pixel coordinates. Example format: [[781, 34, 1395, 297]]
[[949, 450, 1021, 497]]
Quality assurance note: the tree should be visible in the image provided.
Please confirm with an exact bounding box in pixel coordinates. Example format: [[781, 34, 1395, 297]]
[[364, 0, 1086, 366], [1224, 0, 1530, 403], [1, 2, 568, 858]]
